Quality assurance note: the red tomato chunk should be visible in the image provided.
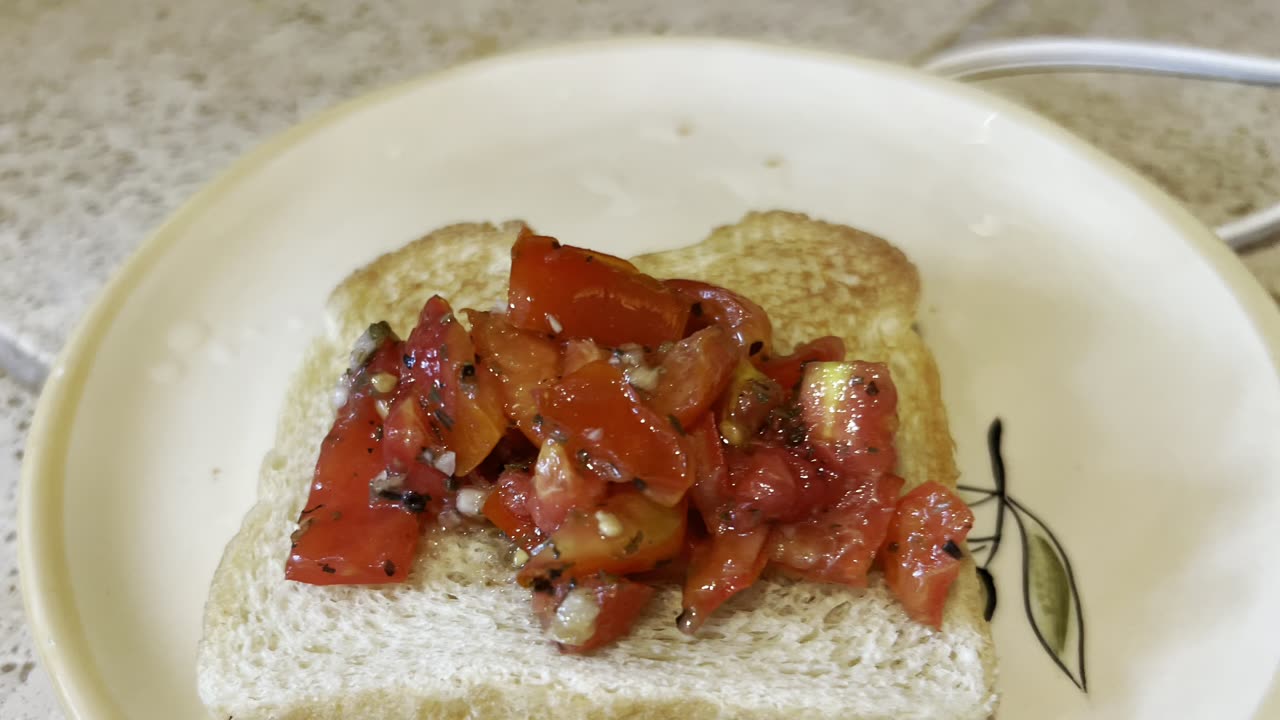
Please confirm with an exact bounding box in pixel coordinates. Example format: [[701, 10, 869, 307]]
[[285, 230, 974, 650]]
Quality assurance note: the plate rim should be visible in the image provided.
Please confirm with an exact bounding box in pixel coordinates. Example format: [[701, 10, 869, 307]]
[[17, 36, 1280, 719]]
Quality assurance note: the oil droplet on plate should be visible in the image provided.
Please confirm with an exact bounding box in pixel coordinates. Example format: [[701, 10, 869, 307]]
[[969, 214, 1004, 237], [167, 321, 206, 354], [147, 362, 181, 384], [206, 340, 234, 365]]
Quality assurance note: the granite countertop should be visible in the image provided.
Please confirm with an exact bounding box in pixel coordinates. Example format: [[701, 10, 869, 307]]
[[2, 1, 1278, 717]]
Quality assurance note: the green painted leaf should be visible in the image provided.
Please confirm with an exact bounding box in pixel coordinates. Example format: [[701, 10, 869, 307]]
[[1027, 534, 1070, 654], [1010, 498, 1087, 692]]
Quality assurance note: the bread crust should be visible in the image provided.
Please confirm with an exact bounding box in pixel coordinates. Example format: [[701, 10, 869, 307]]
[[198, 212, 997, 720]]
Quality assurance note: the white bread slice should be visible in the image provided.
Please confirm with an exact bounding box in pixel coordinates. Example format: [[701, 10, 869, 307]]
[[197, 212, 998, 719]]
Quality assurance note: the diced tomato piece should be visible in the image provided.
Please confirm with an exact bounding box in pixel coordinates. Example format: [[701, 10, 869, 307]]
[[767, 474, 904, 587], [508, 229, 689, 348], [562, 338, 609, 376], [467, 310, 560, 444], [648, 326, 739, 429], [517, 490, 687, 586], [718, 361, 786, 446], [799, 361, 898, 479], [537, 360, 691, 505], [678, 528, 769, 635], [481, 468, 546, 552], [379, 398, 453, 517], [531, 576, 656, 653], [758, 336, 846, 391], [882, 482, 975, 628], [665, 279, 773, 359], [464, 429, 538, 486], [287, 328, 426, 585], [685, 415, 730, 533], [386, 296, 507, 477], [719, 444, 842, 529], [528, 441, 607, 533], [724, 445, 798, 528]]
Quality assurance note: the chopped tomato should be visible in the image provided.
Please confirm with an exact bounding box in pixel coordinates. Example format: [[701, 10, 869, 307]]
[[648, 326, 739, 429], [882, 482, 974, 628], [799, 361, 898, 479], [518, 490, 687, 587], [759, 336, 846, 391], [528, 441, 606, 533], [768, 474, 904, 587], [679, 528, 769, 635], [481, 468, 546, 552], [508, 229, 689, 348], [467, 310, 560, 444], [684, 415, 730, 533], [562, 338, 608, 375], [665, 279, 773, 359], [385, 296, 507, 476], [531, 576, 656, 653], [463, 428, 538, 486], [719, 444, 842, 529], [287, 327, 426, 585], [379, 399, 453, 516], [718, 361, 786, 446], [285, 230, 973, 648], [537, 360, 691, 506]]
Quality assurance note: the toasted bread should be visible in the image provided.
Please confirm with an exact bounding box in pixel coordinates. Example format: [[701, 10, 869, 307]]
[[197, 211, 998, 719]]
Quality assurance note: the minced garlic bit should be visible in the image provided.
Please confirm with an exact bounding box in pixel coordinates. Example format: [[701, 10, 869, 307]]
[[370, 372, 397, 394], [456, 488, 488, 518], [550, 587, 601, 646], [595, 510, 624, 538], [432, 449, 457, 476], [375, 398, 391, 419], [546, 313, 563, 334], [512, 548, 530, 568], [625, 364, 661, 392], [438, 508, 463, 528], [331, 378, 352, 409], [584, 427, 603, 442]]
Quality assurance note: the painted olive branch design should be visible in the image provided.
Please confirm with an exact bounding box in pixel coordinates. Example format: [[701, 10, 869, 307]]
[[958, 418, 1088, 693]]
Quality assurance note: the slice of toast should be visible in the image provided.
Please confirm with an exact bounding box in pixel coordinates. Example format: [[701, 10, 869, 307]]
[[197, 211, 998, 719]]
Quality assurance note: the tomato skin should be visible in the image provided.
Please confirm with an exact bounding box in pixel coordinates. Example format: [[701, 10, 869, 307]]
[[799, 361, 898, 479], [768, 474, 904, 587], [517, 490, 687, 587], [679, 528, 769, 635], [507, 229, 689, 348], [718, 361, 786, 447], [685, 415, 730, 533], [537, 360, 691, 506], [531, 576, 656, 654], [882, 482, 975, 629], [388, 296, 507, 477], [759, 336, 846, 391], [665, 279, 774, 359], [720, 444, 842, 529], [528, 441, 607, 533], [467, 310, 560, 444], [648, 326, 739, 429], [482, 468, 546, 552], [287, 330, 425, 585]]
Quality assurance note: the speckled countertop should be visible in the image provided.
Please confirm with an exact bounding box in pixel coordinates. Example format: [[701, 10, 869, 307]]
[[2, 1, 1278, 716]]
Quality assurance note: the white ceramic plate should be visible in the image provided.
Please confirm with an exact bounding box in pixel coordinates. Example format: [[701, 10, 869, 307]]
[[20, 38, 1280, 719]]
